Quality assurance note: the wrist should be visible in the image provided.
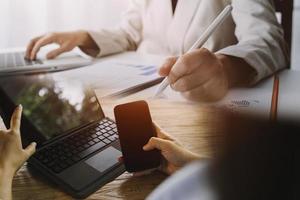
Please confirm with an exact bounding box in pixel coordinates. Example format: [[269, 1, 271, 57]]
[[0, 169, 14, 199], [0, 167, 15, 182], [76, 30, 100, 57], [76, 30, 90, 46], [216, 54, 257, 88], [216, 54, 236, 88]]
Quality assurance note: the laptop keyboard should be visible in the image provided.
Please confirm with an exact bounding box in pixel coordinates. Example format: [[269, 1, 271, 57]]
[[0, 52, 43, 68], [34, 118, 119, 173]]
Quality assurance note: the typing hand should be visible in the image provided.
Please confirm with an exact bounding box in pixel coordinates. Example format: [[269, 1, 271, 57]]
[[159, 48, 229, 102], [142, 122, 200, 175], [0, 105, 36, 177], [25, 31, 99, 60]]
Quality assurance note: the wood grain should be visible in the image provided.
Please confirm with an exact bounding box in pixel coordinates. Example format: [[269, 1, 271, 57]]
[[270, 76, 279, 121], [1, 94, 220, 200]]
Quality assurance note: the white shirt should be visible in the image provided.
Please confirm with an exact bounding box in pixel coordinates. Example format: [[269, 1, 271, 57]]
[[146, 161, 215, 200], [89, 0, 288, 84]]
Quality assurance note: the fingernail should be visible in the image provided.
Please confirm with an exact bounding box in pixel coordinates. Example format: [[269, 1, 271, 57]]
[[32, 142, 37, 146], [18, 104, 23, 110]]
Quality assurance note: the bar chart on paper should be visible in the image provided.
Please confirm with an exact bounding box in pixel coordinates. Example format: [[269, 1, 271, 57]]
[[113, 62, 158, 76], [51, 52, 165, 97]]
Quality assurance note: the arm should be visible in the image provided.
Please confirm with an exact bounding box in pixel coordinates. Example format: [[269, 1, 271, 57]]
[[158, 48, 257, 102], [158, 0, 288, 102], [0, 171, 14, 200], [218, 0, 289, 84], [0, 105, 36, 200], [26, 0, 143, 60], [87, 0, 144, 57], [216, 54, 257, 88]]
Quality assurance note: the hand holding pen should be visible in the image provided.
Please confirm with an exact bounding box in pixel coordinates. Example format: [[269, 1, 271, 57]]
[[155, 5, 233, 101]]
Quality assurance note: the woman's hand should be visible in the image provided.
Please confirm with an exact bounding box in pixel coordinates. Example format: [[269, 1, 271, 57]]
[[159, 48, 229, 102], [143, 123, 200, 175], [0, 105, 36, 200], [25, 30, 99, 60], [159, 48, 256, 102], [0, 105, 36, 175]]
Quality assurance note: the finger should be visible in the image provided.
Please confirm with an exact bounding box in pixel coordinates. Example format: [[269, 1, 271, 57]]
[[24, 142, 37, 158], [30, 35, 55, 60], [170, 67, 216, 92], [25, 36, 42, 59], [132, 168, 156, 177], [152, 122, 175, 141], [46, 45, 69, 59], [118, 156, 124, 163], [10, 105, 23, 133], [168, 48, 212, 84], [158, 57, 178, 76], [143, 137, 171, 151]]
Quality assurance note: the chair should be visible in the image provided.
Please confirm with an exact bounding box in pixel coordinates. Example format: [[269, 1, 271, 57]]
[[273, 0, 294, 55]]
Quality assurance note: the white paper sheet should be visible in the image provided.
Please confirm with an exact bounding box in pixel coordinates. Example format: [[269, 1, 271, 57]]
[[51, 52, 165, 97], [277, 70, 300, 121], [215, 77, 273, 118], [128, 76, 274, 119]]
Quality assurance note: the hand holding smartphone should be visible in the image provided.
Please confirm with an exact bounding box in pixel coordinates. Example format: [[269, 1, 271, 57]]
[[114, 101, 160, 172]]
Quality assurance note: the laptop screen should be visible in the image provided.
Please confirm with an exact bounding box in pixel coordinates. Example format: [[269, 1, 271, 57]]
[[0, 74, 105, 147]]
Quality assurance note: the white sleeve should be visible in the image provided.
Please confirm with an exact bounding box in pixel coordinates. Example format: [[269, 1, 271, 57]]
[[218, 0, 289, 84], [88, 0, 144, 57], [146, 162, 215, 200]]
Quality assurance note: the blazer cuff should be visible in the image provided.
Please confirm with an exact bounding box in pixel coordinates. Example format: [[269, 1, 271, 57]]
[[88, 30, 123, 57]]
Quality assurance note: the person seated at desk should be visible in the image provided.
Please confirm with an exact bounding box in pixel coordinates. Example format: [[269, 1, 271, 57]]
[[1, 106, 298, 200], [25, 0, 288, 101]]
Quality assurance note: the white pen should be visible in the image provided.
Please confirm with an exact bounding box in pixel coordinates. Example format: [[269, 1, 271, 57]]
[[154, 5, 233, 97]]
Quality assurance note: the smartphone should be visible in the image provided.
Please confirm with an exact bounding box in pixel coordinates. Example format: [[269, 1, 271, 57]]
[[114, 100, 160, 172]]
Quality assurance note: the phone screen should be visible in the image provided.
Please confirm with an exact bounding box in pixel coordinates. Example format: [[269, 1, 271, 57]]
[[114, 101, 160, 172]]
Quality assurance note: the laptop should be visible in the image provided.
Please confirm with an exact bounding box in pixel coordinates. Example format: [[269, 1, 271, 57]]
[[0, 74, 125, 198], [0, 48, 92, 76]]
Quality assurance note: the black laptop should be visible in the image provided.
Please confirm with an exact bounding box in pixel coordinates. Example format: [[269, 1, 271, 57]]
[[0, 74, 125, 198]]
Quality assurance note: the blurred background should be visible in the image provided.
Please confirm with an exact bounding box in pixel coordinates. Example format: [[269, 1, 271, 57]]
[[292, 0, 300, 70], [0, 0, 299, 70], [0, 0, 129, 48]]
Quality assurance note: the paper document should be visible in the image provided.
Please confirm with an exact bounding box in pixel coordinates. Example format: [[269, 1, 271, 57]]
[[128, 84, 185, 101], [277, 70, 300, 121], [52, 52, 165, 97], [47, 50, 275, 118], [216, 77, 273, 119], [130, 76, 274, 119]]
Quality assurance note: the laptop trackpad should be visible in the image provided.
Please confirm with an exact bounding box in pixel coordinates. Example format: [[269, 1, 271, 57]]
[[60, 147, 122, 192], [85, 147, 121, 173]]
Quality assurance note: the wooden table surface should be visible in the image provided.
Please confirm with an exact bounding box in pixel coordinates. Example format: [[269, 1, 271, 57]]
[[1, 94, 221, 200]]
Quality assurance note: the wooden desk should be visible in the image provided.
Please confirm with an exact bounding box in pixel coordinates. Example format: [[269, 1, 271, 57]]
[[1, 95, 220, 200]]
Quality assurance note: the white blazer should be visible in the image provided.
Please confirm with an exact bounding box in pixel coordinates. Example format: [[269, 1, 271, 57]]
[[89, 0, 288, 84]]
